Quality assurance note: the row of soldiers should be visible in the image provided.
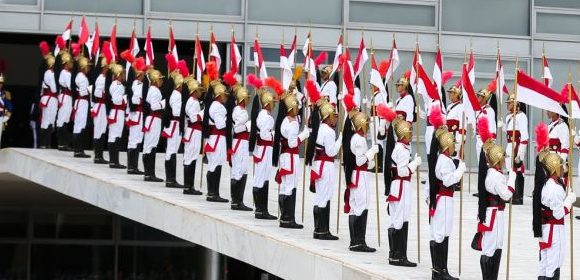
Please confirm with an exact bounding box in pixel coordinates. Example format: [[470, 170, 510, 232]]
[[35, 39, 576, 280]]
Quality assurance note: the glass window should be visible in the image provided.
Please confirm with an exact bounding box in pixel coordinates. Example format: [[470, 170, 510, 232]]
[[44, 0, 142, 14], [250, 47, 335, 64], [536, 13, 580, 36], [0, 211, 27, 238], [151, 0, 242, 16], [118, 246, 203, 280], [30, 244, 114, 280], [33, 212, 113, 240], [120, 217, 183, 242], [248, 0, 342, 25], [0, 0, 37, 5], [442, 0, 530, 36], [349, 2, 436, 27], [535, 0, 580, 9], [0, 244, 27, 280]]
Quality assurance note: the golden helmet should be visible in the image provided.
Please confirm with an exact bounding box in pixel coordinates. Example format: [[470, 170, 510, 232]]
[[437, 131, 455, 152], [45, 54, 56, 68], [173, 73, 184, 89], [100, 56, 109, 68], [447, 86, 462, 98], [149, 70, 165, 84], [282, 92, 299, 114], [289, 80, 297, 91], [394, 118, 412, 140], [259, 88, 276, 109], [395, 75, 409, 88], [541, 152, 563, 176], [477, 88, 492, 101], [184, 76, 204, 97], [485, 144, 505, 167], [321, 65, 332, 75], [318, 99, 336, 121], [60, 51, 73, 66], [233, 85, 249, 104], [352, 111, 370, 134], [212, 81, 228, 99], [109, 63, 124, 78], [506, 93, 517, 104], [77, 57, 91, 72]]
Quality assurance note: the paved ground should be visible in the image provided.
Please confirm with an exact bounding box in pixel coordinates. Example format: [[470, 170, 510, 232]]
[[1, 148, 579, 279]]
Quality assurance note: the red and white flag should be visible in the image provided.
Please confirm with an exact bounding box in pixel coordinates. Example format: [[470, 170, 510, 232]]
[[417, 63, 440, 102], [409, 46, 423, 93], [55, 19, 73, 54], [516, 70, 567, 116], [352, 38, 368, 78], [287, 34, 297, 68], [110, 24, 118, 61], [210, 32, 221, 70], [432, 47, 443, 98], [385, 39, 399, 82], [126, 27, 140, 79], [468, 51, 475, 85], [461, 63, 481, 125], [77, 16, 89, 46], [302, 33, 316, 81], [369, 52, 386, 96], [543, 55, 553, 88], [168, 25, 178, 60], [280, 44, 293, 90], [495, 51, 508, 104], [253, 38, 268, 80], [145, 26, 154, 66], [87, 21, 100, 61], [342, 52, 355, 97], [230, 33, 242, 74], [194, 35, 205, 82], [562, 84, 580, 119], [330, 35, 343, 77]]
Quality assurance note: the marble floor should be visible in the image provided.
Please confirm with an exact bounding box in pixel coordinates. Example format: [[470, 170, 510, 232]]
[[1, 148, 579, 280]]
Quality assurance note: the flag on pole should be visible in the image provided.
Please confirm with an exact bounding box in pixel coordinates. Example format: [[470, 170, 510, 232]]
[[126, 27, 140, 79], [330, 35, 343, 77], [516, 70, 567, 116], [230, 33, 242, 74], [280, 44, 293, 90], [110, 23, 118, 61], [461, 63, 481, 125], [254, 38, 268, 80], [468, 51, 475, 85], [168, 25, 179, 60], [495, 51, 508, 104], [287, 34, 297, 68], [385, 39, 399, 82], [352, 38, 368, 78], [210, 32, 221, 70], [563, 84, 580, 119], [55, 19, 73, 54], [145, 26, 154, 66], [417, 63, 440, 102], [301, 33, 316, 81], [77, 16, 89, 46], [370, 52, 386, 96], [409, 46, 423, 93], [432, 47, 442, 98], [543, 55, 553, 88], [87, 21, 100, 61], [341, 52, 355, 97], [194, 35, 205, 82]]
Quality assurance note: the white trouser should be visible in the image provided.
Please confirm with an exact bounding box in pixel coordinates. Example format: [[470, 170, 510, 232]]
[[230, 138, 249, 180], [182, 127, 202, 166], [127, 111, 143, 149], [312, 160, 336, 207], [430, 195, 454, 243], [205, 133, 226, 172], [388, 179, 413, 229], [253, 145, 273, 188], [143, 116, 161, 154], [40, 96, 58, 129], [72, 99, 89, 134], [538, 224, 566, 278], [91, 103, 107, 139], [56, 94, 72, 127], [481, 207, 505, 257], [163, 120, 181, 160], [425, 125, 434, 151], [107, 109, 124, 142], [349, 170, 370, 216], [278, 152, 300, 196]]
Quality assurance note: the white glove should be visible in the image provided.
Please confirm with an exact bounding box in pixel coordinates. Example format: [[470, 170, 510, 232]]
[[497, 120, 504, 128], [336, 134, 343, 144], [365, 144, 380, 161], [160, 99, 166, 109], [516, 144, 527, 163], [564, 192, 577, 209], [572, 130, 577, 136], [337, 93, 344, 101], [368, 159, 376, 170], [245, 121, 251, 132], [123, 95, 128, 104], [87, 85, 93, 94], [378, 119, 387, 136], [453, 161, 467, 178], [387, 102, 393, 108], [298, 129, 310, 141], [419, 109, 426, 119], [408, 153, 422, 171], [362, 98, 370, 107], [575, 135, 580, 146], [508, 171, 517, 188]]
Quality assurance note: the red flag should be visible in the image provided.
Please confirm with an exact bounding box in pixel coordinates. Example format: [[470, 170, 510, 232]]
[[253, 38, 267, 80], [352, 38, 368, 78], [341, 52, 355, 97], [461, 63, 481, 125], [369, 53, 386, 96], [77, 16, 89, 46], [517, 70, 567, 116], [432, 47, 442, 92], [168, 25, 178, 60], [90, 21, 100, 61], [210, 32, 221, 70], [230, 33, 241, 74], [145, 26, 154, 66], [195, 35, 205, 82], [543, 55, 553, 88], [287, 34, 297, 68], [330, 35, 343, 77], [468, 51, 475, 84], [110, 24, 118, 61], [417, 63, 439, 101], [385, 39, 399, 81], [280, 43, 292, 90]]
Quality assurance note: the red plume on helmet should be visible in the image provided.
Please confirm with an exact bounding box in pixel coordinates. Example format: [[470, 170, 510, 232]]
[[314, 51, 328, 67], [454, 78, 462, 88], [71, 43, 81, 57], [165, 53, 177, 72], [102, 41, 112, 64], [206, 61, 219, 81], [222, 70, 237, 87], [404, 70, 411, 80], [486, 79, 497, 93], [306, 80, 321, 104], [441, 71, 453, 86], [264, 77, 284, 97], [428, 104, 446, 129], [177, 60, 190, 77], [477, 116, 493, 144], [39, 41, 50, 56], [55, 35, 66, 49], [120, 49, 135, 63], [133, 57, 146, 72], [343, 93, 356, 112], [246, 73, 263, 89], [376, 103, 397, 122], [378, 59, 391, 77], [535, 122, 549, 152]]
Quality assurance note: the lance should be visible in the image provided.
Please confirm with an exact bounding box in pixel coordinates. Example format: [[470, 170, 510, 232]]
[[336, 27, 346, 234], [413, 35, 421, 263], [368, 39, 381, 247], [506, 55, 519, 280], [458, 46, 469, 276], [567, 67, 574, 280], [301, 29, 313, 223], [277, 32, 285, 218]]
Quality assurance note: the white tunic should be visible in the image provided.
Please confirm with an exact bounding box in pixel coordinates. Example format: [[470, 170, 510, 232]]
[[73, 72, 89, 133], [91, 74, 108, 139], [388, 141, 413, 229], [277, 116, 301, 196], [127, 80, 144, 149], [253, 109, 274, 188], [504, 111, 529, 169], [349, 133, 371, 216], [40, 70, 58, 129], [476, 104, 496, 154], [183, 96, 202, 165], [107, 80, 125, 142], [205, 100, 227, 171], [143, 86, 164, 154], [480, 168, 513, 257], [230, 105, 249, 180], [446, 101, 465, 154], [395, 93, 415, 123], [163, 89, 182, 159], [431, 154, 461, 242], [320, 80, 338, 105], [311, 123, 341, 207], [56, 69, 73, 127], [538, 178, 568, 278], [548, 118, 569, 162]]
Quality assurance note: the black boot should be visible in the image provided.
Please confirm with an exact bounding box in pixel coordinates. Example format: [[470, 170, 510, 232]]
[[480, 255, 490, 280], [490, 249, 502, 280], [280, 189, 303, 229], [109, 139, 126, 169], [312, 206, 321, 238], [231, 175, 252, 210], [349, 210, 376, 252], [183, 161, 202, 195], [512, 168, 524, 205], [57, 126, 72, 151], [390, 223, 416, 266], [546, 268, 560, 280], [93, 136, 109, 164], [437, 238, 458, 280], [144, 150, 163, 182], [254, 182, 276, 219], [388, 228, 396, 261], [348, 214, 356, 248], [73, 133, 90, 158], [206, 166, 228, 202], [165, 154, 184, 188], [430, 241, 440, 280], [315, 202, 338, 240], [127, 149, 144, 174]]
